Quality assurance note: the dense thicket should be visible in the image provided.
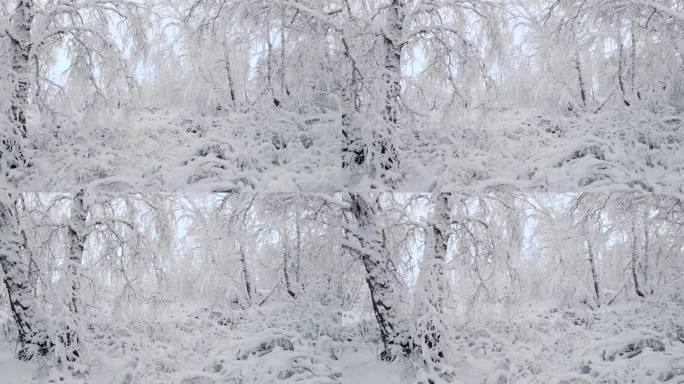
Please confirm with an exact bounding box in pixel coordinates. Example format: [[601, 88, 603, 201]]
[[1, 0, 682, 188], [1, 192, 682, 381]]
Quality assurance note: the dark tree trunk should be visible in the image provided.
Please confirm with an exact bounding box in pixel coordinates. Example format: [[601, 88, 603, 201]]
[[617, 18, 631, 106], [348, 193, 411, 360], [67, 190, 86, 314], [340, 3, 364, 169], [382, 0, 403, 125], [631, 222, 645, 298], [3, 0, 33, 169], [222, 40, 237, 108], [586, 237, 601, 307], [375, 0, 403, 172], [0, 195, 51, 360], [575, 50, 587, 109], [282, 224, 296, 298]]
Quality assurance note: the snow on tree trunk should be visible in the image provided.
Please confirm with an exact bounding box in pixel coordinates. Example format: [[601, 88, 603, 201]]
[[62, 189, 86, 360], [642, 212, 650, 294], [152, 197, 174, 296], [617, 17, 630, 106], [631, 222, 645, 298], [340, 4, 364, 169], [0, 194, 50, 360], [4, 0, 33, 169], [382, 0, 402, 125], [279, 8, 288, 104], [282, 223, 296, 298], [67, 190, 86, 314], [375, 0, 403, 172], [238, 241, 253, 303], [575, 49, 587, 109], [348, 193, 411, 360], [586, 236, 601, 307], [630, 12, 640, 100], [222, 39, 237, 108], [415, 192, 452, 381], [295, 212, 302, 288]]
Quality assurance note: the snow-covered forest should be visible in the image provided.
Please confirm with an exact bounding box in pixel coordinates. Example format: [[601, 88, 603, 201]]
[[1, 0, 684, 383], [0, 192, 683, 383], [0, 0, 683, 190]]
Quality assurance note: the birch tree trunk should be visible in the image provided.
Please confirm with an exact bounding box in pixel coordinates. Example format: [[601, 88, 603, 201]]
[[617, 17, 630, 106], [374, 0, 403, 172], [282, 223, 296, 298], [642, 213, 650, 294], [152, 197, 173, 296], [0, 195, 50, 360], [383, 0, 403, 125], [585, 236, 601, 307], [238, 240, 253, 303], [265, 19, 278, 107], [575, 49, 587, 109], [415, 192, 451, 379], [295, 212, 302, 288], [279, 8, 288, 103], [348, 193, 411, 360], [631, 221, 645, 297], [4, 0, 33, 169], [630, 9, 641, 100], [63, 189, 86, 360], [67, 190, 86, 314], [222, 39, 237, 108], [340, 1, 364, 169]]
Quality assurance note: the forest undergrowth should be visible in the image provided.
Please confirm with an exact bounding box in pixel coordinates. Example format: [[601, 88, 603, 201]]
[[2, 294, 683, 384], [14, 106, 684, 194]]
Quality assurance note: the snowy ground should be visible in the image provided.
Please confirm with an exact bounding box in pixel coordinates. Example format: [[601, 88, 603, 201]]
[[2, 297, 683, 383], [14, 107, 684, 194]]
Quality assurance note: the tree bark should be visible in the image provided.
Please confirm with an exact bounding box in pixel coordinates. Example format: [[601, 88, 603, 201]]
[[295, 212, 302, 287], [282, 224, 296, 298], [222, 39, 237, 108], [4, 0, 33, 169], [375, 0, 403, 172], [279, 8, 287, 103], [415, 192, 451, 372], [630, 15, 640, 100], [617, 17, 630, 106], [575, 49, 587, 109], [67, 190, 86, 314], [631, 222, 645, 297], [642, 213, 650, 294], [382, 0, 403, 125], [586, 237, 601, 307], [340, 1, 364, 169], [63, 190, 86, 360], [348, 193, 411, 360], [0, 195, 50, 360], [238, 240, 253, 303]]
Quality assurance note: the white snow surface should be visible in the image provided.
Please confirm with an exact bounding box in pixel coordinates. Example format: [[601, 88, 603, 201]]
[[1, 297, 683, 383], [12, 107, 683, 194]]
